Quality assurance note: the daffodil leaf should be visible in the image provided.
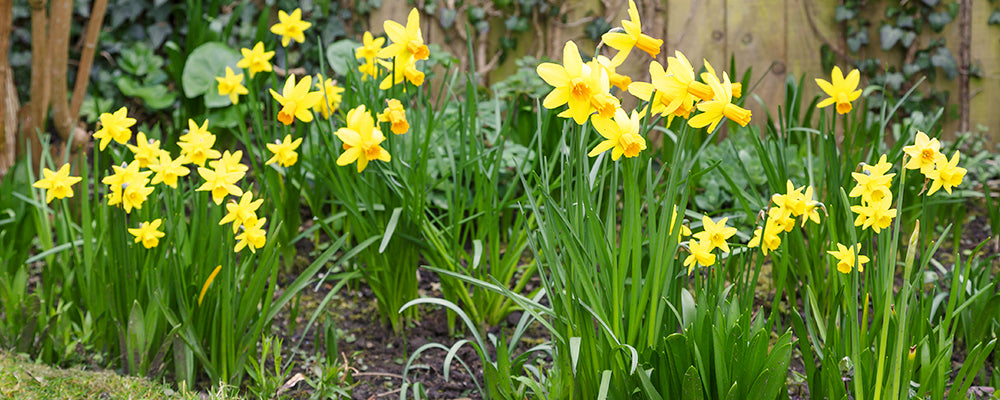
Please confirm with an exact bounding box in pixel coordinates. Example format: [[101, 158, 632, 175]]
[[325, 39, 360, 78], [181, 42, 241, 99]]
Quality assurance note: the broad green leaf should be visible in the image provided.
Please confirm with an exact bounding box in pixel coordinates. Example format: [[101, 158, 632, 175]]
[[682, 365, 704, 400], [325, 39, 360, 77], [181, 42, 240, 99]]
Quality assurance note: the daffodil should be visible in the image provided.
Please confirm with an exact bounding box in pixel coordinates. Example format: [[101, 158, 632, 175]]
[[270, 8, 311, 47], [828, 243, 869, 274], [92, 106, 136, 151], [126, 131, 162, 168], [378, 8, 429, 63], [684, 239, 716, 274], [196, 162, 245, 205], [237, 42, 274, 78], [356, 31, 385, 80], [32, 164, 82, 203], [850, 197, 896, 233], [216, 66, 248, 105], [771, 180, 807, 217], [800, 186, 823, 226], [687, 71, 751, 131], [702, 61, 742, 99], [149, 151, 190, 188], [265, 134, 303, 167], [925, 151, 966, 195], [377, 56, 425, 89], [816, 66, 862, 114], [335, 105, 391, 172], [314, 74, 345, 119], [693, 215, 738, 253], [627, 61, 692, 119], [219, 192, 263, 233], [666, 52, 714, 101], [588, 108, 645, 160], [601, 0, 662, 65], [536, 41, 609, 124], [235, 216, 267, 253], [129, 219, 165, 249], [377, 99, 410, 135], [177, 119, 221, 167], [748, 214, 783, 255], [595, 55, 632, 92], [270, 75, 323, 125], [670, 206, 692, 237], [102, 161, 154, 213], [209, 150, 249, 175], [849, 154, 895, 204], [902, 131, 945, 174]]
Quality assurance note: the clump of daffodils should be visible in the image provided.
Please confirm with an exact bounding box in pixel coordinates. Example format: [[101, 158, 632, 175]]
[[903, 131, 966, 195], [849, 154, 897, 234], [749, 180, 825, 255]]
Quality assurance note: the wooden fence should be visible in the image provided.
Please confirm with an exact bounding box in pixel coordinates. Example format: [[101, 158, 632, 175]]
[[370, 0, 999, 144]]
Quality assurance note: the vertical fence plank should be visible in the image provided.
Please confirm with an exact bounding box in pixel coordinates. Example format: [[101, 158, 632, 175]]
[[970, 1, 1000, 143], [665, 0, 726, 72], [726, 0, 788, 127]]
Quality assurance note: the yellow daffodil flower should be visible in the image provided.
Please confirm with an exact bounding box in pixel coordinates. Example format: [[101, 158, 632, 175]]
[[693, 215, 738, 253], [265, 134, 303, 167], [216, 66, 248, 105], [270, 8, 311, 47], [129, 219, 165, 249], [378, 8, 429, 63], [595, 55, 632, 92], [126, 131, 162, 168], [149, 151, 190, 188], [377, 56, 425, 89], [537, 41, 609, 125], [377, 99, 410, 135], [314, 74, 345, 119], [335, 105, 391, 173], [356, 31, 385, 80], [209, 150, 249, 174], [588, 108, 646, 160], [235, 216, 267, 253], [748, 215, 783, 255], [684, 239, 716, 274], [771, 180, 807, 217], [687, 71, 751, 131], [702, 61, 742, 98], [219, 192, 263, 234], [800, 186, 823, 226], [902, 131, 945, 174], [196, 162, 245, 205], [816, 66, 862, 114], [828, 243, 869, 274], [670, 206, 691, 237], [601, 0, 662, 65], [178, 119, 221, 167], [269, 75, 323, 125], [851, 197, 896, 233], [849, 154, 895, 204], [237, 42, 274, 78], [925, 151, 966, 195], [102, 160, 154, 213], [32, 163, 82, 203], [92, 106, 136, 151]]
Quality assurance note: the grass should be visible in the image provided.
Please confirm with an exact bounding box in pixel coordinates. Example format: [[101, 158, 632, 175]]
[[0, 351, 242, 400]]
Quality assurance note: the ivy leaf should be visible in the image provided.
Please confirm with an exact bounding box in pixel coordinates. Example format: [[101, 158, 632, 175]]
[[901, 31, 917, 48], [879, 25, 904, 50], [927, 11, 952, 32], [903, 63, 922, 77], [847, 30, 868, 53], [438, 7, 457, 29], [325, 39, 360, 77], [930, 47, 958, 80], [835, 5, 855, 22], [988, 10, 1000, 26], [884, 72, 904, 91], [181, 42, 241, 99]]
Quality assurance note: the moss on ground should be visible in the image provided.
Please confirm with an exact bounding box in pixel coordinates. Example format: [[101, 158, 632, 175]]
[[0, 351, 241, 400]]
